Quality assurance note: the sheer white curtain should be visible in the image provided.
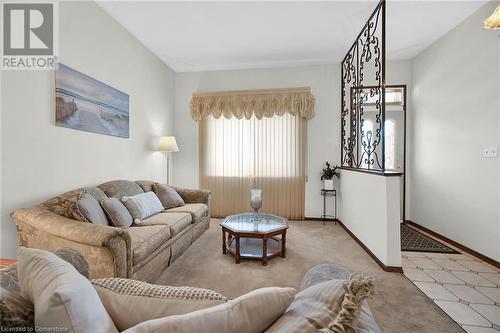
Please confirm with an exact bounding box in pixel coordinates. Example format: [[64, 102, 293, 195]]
[[199, 113, 306, 219], [385, 120, 395, 170]]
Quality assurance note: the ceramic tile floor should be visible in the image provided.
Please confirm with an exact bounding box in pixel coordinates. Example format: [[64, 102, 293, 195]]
[[402, 229, 500, 332]]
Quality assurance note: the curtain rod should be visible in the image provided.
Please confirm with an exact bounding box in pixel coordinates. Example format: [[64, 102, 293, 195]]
[[192, 87, 312, 97]]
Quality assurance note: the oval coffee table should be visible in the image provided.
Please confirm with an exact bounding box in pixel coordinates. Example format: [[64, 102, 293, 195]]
[[220, 213, 288, 266]]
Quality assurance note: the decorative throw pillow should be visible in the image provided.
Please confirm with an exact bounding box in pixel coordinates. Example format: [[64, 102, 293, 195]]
[[121, 191, 164, 223], [40, 189, 88, 222], [77, 193, 109, 225], [52, 247, 90, 279], [153, 183, 185, 209], [0, 287, 34, 329], [265, 274, 379, 333], [40, 188, 110, 224], [122, 287, 295, 333], [0, 247, 90, 330], [92, 278, 228, 331], [17, 247, 118, 333], [317, 274, 377, 333], [101, 198, 133, 228], [299, 263, 350, 291]]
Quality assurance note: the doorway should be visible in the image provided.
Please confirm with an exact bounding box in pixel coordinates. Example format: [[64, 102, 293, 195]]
[[356, 85, 407, 220], [385, 85, 406, 221]]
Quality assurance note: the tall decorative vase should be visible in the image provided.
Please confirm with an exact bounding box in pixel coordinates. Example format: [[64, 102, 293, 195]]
[[250, 189, 262, 214]]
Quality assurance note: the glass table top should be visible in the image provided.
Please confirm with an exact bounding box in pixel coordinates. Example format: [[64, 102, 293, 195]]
[[221, 213, 288, 233]]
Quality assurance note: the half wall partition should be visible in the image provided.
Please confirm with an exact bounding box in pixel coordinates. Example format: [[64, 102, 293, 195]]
[[338, 0, 402, 271]]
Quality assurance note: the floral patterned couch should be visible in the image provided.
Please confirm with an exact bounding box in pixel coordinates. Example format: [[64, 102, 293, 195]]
[[10, 180, 211, 282]]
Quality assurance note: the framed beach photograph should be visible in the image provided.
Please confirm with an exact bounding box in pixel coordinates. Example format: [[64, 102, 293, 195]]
[[55, 63, 130, 138]]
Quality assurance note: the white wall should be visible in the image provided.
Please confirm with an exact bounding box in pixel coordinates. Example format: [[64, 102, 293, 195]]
[[0, 1, 175, 258], [386, 61, 412, 221], [410, 2, 500, 261], [173, 61, 412, 218], [338, 169, 402, 267], [173, 65, 339, 218]]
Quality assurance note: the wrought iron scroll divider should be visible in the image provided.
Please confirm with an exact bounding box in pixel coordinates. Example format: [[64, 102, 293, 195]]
[[341, 0, 386, 172]]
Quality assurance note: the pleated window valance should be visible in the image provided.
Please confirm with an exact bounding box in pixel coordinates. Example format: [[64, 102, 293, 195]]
[[189, 87, 315, 121]]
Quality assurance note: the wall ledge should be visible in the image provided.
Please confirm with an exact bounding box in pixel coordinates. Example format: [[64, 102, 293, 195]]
[[340, 166, 402, 177]]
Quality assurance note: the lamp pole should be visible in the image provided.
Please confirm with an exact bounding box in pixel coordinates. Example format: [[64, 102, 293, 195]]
[[166, 152, 170, 185]]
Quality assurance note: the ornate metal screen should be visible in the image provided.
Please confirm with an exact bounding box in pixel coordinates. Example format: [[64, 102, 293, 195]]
[[341, 0, 386, 171]]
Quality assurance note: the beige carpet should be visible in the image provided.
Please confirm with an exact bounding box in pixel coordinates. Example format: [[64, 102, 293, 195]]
[[158, 219, 464, 333]]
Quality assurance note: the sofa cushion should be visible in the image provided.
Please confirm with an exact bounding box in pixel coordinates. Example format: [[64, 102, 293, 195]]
[[17, 247, 118, 333], [166, 203, 208, 223], [101, 198, 134, 228], [99, 180, 144, 200], [92, 278, 228, 331], [123, 287, 295, 333], [139, 213, 191, 236], [153, 183, 185, 209], [135, 180, 155, 193], [128, 226, 171, 265], [78, 193, 109, 225], [122, 192, 164, 223]]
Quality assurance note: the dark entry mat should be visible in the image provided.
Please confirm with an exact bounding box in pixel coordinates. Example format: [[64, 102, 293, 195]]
[[401, 224, 460, 254]]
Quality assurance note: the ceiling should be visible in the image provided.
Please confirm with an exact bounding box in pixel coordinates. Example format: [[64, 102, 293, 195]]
[[97, 1, 487, 72]]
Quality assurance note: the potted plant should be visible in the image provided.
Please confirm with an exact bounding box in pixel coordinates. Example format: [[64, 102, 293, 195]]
[[321, 162, 340, 190]]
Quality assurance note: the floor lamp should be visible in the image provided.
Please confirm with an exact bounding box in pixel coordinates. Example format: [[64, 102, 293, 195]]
[[158, 136, 179, 185]]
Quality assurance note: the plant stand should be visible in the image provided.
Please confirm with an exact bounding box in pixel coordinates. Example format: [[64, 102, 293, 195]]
[[320, 189, 337, 225]]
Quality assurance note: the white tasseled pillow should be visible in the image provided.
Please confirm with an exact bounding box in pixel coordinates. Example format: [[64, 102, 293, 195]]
[[121, 191, 164, 223]]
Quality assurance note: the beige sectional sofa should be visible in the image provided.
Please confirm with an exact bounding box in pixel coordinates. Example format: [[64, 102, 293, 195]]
[[10, 180, 210, 282], [1, 247, 381, 332]]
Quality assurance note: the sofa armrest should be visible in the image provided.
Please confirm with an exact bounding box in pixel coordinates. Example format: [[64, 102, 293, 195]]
[[10, 207, 131, 278], [171, 187, 211, 209]]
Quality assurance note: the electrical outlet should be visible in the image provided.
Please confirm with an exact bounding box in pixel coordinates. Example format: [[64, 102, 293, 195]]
[[483, 146, 498, 158]]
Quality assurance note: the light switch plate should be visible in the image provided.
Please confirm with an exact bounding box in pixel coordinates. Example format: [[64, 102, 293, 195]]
[[483, 146, 498, 158]]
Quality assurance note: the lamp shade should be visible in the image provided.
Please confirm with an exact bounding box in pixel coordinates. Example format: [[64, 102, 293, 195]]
[[158, 136, 179, 152], [484, 5, 500, 29]]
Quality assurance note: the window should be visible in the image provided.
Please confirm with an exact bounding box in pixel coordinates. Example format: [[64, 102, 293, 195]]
[[202, 114, 302, 178], [199, 113, 306, 219]]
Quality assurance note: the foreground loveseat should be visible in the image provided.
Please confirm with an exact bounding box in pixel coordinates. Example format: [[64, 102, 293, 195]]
[[10, 180, 211, 281], [0, 247, 381, 333]]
